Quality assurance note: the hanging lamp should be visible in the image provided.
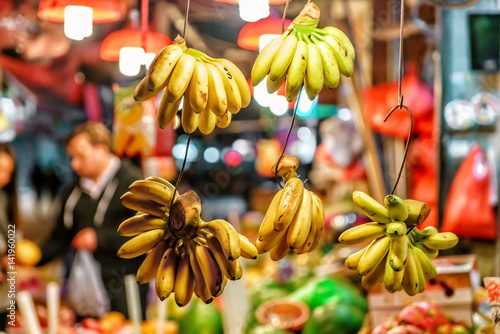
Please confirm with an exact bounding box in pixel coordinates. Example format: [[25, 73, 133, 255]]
[[37, 0, 121, 23], [237, 17, 292, 50], [100, 0, 172, 76]]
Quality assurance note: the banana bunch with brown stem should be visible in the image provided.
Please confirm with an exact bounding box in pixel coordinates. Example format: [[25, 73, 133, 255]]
[[338, 191, 459, 296], [134, 35, 251, 134], [251, 1, 355, 102], [117, 176, 258, 306], [256, 156, 325, 260]]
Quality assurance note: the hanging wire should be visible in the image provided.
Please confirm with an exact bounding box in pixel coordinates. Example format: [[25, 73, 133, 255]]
[[183, 0, 191, 39], [274, 90, 301, 188], [282, 0, 291, 33], [384, 0, 413, 195]]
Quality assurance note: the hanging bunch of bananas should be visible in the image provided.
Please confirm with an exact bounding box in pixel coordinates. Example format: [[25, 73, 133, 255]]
[[134, 35, 251, 135], [256, 156, 325, 260], [117, 176, 258, 306], [251, 1, 355, 102], [338, 191, 459, 296]]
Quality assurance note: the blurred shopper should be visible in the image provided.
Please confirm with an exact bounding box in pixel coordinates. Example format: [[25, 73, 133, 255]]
[[0, 143, 20, 331], [39, 121, 148, 318]]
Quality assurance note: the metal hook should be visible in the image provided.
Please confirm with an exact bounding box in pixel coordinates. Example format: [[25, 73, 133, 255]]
[[183, 0, 191, 39], [383, 103, 413, 195]]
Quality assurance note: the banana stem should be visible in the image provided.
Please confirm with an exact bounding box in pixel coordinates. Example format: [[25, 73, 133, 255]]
[[184, 48, 206, 61]]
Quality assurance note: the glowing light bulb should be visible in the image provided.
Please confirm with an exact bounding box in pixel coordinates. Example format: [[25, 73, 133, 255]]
[[143, 53, 156, 68], [269, 95, 289, 116], [239, 0, 270, 22], [254, 78, 276, 107], [64, 6, 93, 41], [119, 47, 145, 76]]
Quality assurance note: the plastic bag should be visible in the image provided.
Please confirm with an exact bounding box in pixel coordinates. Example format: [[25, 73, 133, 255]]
[[66, 250, 110, 318], [441, 143, 497, 240]]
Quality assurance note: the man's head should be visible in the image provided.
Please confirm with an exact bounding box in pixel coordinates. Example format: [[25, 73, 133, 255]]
[[65, 121, 113, 180]]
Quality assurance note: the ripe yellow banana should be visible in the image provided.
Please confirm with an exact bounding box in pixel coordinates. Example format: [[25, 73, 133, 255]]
[[202, 219, 241, 261], [422, 232, 459, 250], [344, 244, 369, 270], [155, 247, 179, 300], [206, 234, 241, 280], [144, 176, 176, 193], [268, 31, 298, 81], [186, 241, 213, 304], [287, 190, 313, 249], [361, 254, 387, 290], [410, 246, 426, 293], [136, 240, 169, 284], [294, 194, 317, 255], [312, 35, 340, 89], [128, 179, 174, 207], [269, 230, 290, 261], [195, 244, 223, 298], [134, 77, 164, 101], [384, 255, 405, 293], [386, 221, 407, 237], [167, 53, 196, 103], [217, 58, 251, 108], [401, 247, 421, 296], [120, 192, 167, 219], [215, 110, 232, 128], [198, 103, 216, 135], [181, 89, 200, 134], [285, 33, 308, 100], [174, 247, 195, 307], [384, 194, 409, 221], [352, 191, 391, 224], [308, 192, 325, 251], [146, 44, 184, 92], [404, 199, 431, 226], [286, 82, 303, 103], [267, 71, 287, 94], [251, 33, 287, 86], [357, 235, 391, 276], [412, 246, 437, 279], [211, 60, 242, 114], [205, 62, 228, 116], [319, 26, 355, 62], [238, 234, 258, 259], [256, 229, 287, 254], [156, 90, 182, 129], [388, 234, 409, 271], [117, 228, 167, 259], [338, 222, 387, 245], [275, 177, 305, 231], [258, 189, 283, 243], [188, 61, 209, 114], [303, 36, 324, 100], [117, 213, 167, 236], [313, 32, 353, 77]]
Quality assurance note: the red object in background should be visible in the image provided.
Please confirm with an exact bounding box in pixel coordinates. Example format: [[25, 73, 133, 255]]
[[238, 17, 292, 51], [100, 29, 172, 61], [315, 143, 367, 181], [441, 143, 497, 240], [216, 0, 288, 4], [38, 0, 121, 23], [362, 63, 433, 139]]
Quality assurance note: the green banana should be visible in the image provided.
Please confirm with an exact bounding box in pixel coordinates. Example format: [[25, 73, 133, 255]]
[[386, 221, 407, 237], [311, 34, 340, 89], [384, 194, 409, 221], [303, 34, 324, 100], [422, 232, 459, 250], [318, 26, 355, 62], [412, 245, 437, 279]]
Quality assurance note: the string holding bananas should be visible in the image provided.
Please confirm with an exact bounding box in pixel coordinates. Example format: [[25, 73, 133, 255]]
[[339, 191, 459, 296], [117, 176, 258, 306], [256, 155, 325, 260], [251, 1, 355, 102], [134, 35, 251, 134]]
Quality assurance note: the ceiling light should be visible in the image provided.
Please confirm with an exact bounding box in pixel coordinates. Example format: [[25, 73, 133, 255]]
[[239, 0, 270, 23], [38, 0, 121, 23], [119, 47, 145, 77], [64, 6, 93, 41]]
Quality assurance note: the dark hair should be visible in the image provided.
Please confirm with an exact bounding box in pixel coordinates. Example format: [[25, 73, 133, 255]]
[[64, 121, 112, 150], [0, 143, 20, 228]]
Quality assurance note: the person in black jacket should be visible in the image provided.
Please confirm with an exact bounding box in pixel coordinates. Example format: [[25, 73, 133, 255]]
[[39, 121, 148, 319]]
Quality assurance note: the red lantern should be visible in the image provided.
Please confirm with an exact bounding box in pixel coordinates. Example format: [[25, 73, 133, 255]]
[[38, 0, 121, 23], [237, 17, 292, 51], [100, 29, 172, 61]]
